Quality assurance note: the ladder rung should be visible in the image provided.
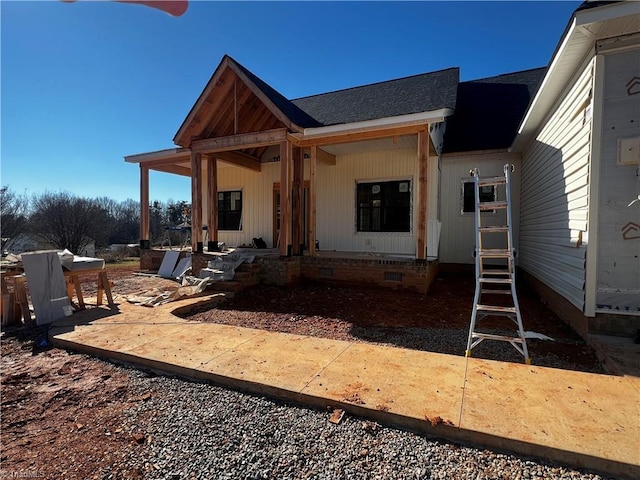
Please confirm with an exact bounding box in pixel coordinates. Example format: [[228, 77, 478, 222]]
[[481, 269, 511, 276], [478, 200, 508, 210], [478, 176, 507, 187], [481, 289, 512, 295], [479, 277, 512, 284], [471, 332, 524, 343], [478, 225, 509, 233], [478, 249, 511, 258], [476, 304, 517, 314]]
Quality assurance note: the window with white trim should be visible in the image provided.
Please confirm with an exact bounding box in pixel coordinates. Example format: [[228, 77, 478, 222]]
[[357, 180, 411, 232], [461, 180, 495, 214]]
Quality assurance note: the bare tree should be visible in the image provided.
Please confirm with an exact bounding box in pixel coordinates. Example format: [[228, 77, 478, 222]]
[[1, 186, 30, 249], [30, 191, 110, 254]]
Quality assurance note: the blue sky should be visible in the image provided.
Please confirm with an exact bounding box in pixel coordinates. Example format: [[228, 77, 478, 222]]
[[1, 0, 582, 203]]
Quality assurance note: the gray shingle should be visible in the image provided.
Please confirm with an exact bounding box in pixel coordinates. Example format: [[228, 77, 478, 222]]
[[291, 68, 460, 127]]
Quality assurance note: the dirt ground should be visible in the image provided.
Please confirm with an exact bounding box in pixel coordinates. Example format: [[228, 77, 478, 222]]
[[0, 265, 604, 478]]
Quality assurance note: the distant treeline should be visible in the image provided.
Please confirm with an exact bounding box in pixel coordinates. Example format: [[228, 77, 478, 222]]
[[1, 186, 189, 254]]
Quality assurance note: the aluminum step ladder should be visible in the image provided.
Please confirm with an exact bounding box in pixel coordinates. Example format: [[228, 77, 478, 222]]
[[466, 164, 530, 364]]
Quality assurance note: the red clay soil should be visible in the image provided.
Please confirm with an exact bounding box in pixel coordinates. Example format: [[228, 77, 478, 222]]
[[185, 271, 603, 373]]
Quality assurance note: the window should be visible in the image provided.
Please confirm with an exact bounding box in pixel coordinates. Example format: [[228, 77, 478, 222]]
[[357, 180, 411, 232], [461, 180, 495, 214], [218, 190, 242, 230]]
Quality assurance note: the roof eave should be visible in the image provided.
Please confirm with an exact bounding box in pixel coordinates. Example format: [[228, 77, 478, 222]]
[[124, 147, 190, 164], [301, 108, 453, 138], [510, 1, 640, 153]]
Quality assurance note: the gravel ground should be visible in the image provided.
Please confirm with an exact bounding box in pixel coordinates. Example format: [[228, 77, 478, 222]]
[[107, 368, 613, 480]]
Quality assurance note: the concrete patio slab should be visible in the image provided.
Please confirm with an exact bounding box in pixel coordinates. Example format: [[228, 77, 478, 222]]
[[200, 332, 352, 394], [48, 300, 640, 479], [302, 343, 466, 429], [459, 358, 639, 473]]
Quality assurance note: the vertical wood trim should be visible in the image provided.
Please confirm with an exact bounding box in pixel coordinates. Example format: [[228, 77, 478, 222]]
[[292, 147, 304, 255], [417, 129, 429, 260], [191, 151, 203, 252], [140, 166, 150, 245], [309, 145, 317, 256], [206, 156, 218, 247], [279, 140, 292, 256], [584, 56, 604, 317]]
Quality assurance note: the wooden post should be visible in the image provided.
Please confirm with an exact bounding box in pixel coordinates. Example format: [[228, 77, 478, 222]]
[[416, 128, 429, 261], [140, 166, 150, 249], [206, 155, 219, 251], [279, 140, 292, 257], [309, 145, 318, 256], [191, 151, 203, 252], [292, 147, 304, 255]]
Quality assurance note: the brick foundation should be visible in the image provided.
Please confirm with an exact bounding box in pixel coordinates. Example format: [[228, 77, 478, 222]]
[[143, 249, 439, 294], [519, 268, 640, 339], [257, 255, 438, 293]]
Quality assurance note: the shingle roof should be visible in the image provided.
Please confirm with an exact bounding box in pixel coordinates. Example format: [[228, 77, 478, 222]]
[[442, 67, 547, 153], [291, 68, 460, 127], [230, 57, 323, 129]]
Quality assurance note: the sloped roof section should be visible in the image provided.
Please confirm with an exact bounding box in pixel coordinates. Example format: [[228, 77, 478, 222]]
[[175, 56, 461, 147], [443, 67, 546, 153], [231, 60, 322, 129], [292, 68, 460, 127]]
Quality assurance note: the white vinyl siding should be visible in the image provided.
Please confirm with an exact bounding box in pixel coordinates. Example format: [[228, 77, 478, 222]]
[[595, 47, 640, 314], [519, 59, 595, 311], [440, 152, 521, 264], [202, 161, 279, 247], [202, 147, 439, 254], [316, 148, 437, 254]]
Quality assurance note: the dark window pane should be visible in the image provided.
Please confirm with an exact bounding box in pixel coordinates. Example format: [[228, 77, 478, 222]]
[[218, 191, 242, 230], [357, 181, 410, 232], [462, 182, 494, 213]]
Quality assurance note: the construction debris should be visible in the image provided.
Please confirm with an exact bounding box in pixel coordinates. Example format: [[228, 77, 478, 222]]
[[125, 276, 210, 307], [328, 408, 345, 424]]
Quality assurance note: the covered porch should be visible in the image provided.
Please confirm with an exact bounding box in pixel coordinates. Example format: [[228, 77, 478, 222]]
[[125, 55, 450, 292]]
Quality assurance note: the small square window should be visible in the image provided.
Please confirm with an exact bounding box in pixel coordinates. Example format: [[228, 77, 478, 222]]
[[461, 180, 495, 214]]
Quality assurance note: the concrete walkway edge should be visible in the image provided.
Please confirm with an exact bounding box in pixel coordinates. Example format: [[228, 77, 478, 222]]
[[49, 299, 640, 479]]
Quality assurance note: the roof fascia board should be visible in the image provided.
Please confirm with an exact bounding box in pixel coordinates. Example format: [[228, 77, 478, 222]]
[[173, 56, 231, 147], [511, 1, 639, 153], [575, 1, 640, 27], [510, 18, 577, 152], [125, 148, 191, 164], [301, 109, 452, 138]]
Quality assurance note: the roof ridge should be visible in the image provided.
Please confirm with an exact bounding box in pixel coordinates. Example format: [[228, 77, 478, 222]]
[[464, 66, 547, 84], [292, 66, 460, 102]]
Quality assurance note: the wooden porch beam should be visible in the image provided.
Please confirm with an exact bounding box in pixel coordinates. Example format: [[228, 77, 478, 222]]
[[279, 140, 292, 256], [215, 150, 262, 172], [309, 146, 317, 256], [292, 147, 304, 255], [190, 151, 203, 252], [139, 156, 190, 168], [206, 156, 219, 251], [140, 166, 150, 249], [192, 128, 287, 154], [316, 147, 336, 165], [153, 165, 192, 177], [416, 128, 429, 261], [289, 123, 428, 148]]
